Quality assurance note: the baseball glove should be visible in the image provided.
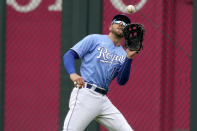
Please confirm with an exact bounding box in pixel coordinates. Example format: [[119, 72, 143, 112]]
[[123, 23, 145, 51]]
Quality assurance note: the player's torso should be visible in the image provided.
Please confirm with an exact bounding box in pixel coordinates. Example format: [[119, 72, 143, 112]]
[[80, 34, 126, 89]]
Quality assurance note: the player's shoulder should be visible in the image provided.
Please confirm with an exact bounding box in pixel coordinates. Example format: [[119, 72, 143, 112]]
[[87, 34, 107, 38], [80, 34, 99, 42], [84, 34, 108, 43]]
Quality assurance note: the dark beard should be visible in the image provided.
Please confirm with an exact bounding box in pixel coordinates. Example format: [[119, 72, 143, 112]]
[[116, 33, 123, 38], [112, 30, 124, 38]]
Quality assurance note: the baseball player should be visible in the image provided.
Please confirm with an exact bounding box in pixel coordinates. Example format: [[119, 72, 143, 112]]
[[63, 14, 138, 131]]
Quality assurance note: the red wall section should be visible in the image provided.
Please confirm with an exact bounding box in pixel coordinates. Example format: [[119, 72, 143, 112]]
[[173, 1, 192, 129], [4, 1, 61, 130], [102, 0, 192, 131]]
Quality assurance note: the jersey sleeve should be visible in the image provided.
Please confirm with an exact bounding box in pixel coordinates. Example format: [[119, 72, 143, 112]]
[[71, 34, 97, 58]]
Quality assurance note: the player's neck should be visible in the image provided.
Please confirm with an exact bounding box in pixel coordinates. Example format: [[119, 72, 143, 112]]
[[108, 33, 123, 46]]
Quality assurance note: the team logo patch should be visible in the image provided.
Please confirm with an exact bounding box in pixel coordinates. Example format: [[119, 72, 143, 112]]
[[96, 46, 125, 65]]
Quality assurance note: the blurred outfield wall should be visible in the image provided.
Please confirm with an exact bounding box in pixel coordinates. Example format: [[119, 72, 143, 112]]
[[0, 0, 194, 131], [102, 0, 192, 131]]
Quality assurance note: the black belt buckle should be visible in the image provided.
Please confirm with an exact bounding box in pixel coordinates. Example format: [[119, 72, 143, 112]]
[[95, 88, 107, 95], [86, 83, 107, 95]]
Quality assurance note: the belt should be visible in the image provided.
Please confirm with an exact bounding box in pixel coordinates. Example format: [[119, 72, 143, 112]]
[[86, 83, 107, 95]]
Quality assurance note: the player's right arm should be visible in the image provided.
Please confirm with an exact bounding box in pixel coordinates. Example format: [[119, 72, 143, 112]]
[[64, 34, 97, 88], [63, 49, 85, 88]]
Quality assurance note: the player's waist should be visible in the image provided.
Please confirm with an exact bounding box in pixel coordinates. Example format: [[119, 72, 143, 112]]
[[85, 82, 108, 95], [81, 71, 111, 88]]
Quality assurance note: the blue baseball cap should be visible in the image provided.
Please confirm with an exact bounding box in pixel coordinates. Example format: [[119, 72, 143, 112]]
[[112, 14, 131, 24]]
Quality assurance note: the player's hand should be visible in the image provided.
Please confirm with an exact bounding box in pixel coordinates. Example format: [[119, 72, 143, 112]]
[[126, 48, 138, 59], [70, 73, 85, 88]]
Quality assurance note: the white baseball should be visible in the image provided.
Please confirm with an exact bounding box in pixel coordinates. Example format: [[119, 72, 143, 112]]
[[127, 5, 136, 13]]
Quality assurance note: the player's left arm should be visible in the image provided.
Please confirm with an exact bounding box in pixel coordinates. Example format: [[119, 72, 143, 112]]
[[117, 49, 137, 85]]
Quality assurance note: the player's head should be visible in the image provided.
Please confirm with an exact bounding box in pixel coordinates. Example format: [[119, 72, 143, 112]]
[[112, 14, 131, 27], [109, 14, 131, 38]]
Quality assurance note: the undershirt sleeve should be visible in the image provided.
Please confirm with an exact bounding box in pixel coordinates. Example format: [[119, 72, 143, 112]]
[[117, 57, 133, 85], [63, 49, 79, 75]]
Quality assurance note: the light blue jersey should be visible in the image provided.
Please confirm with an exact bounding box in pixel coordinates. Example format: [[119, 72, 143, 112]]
[[71, 34, 127, 90]]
